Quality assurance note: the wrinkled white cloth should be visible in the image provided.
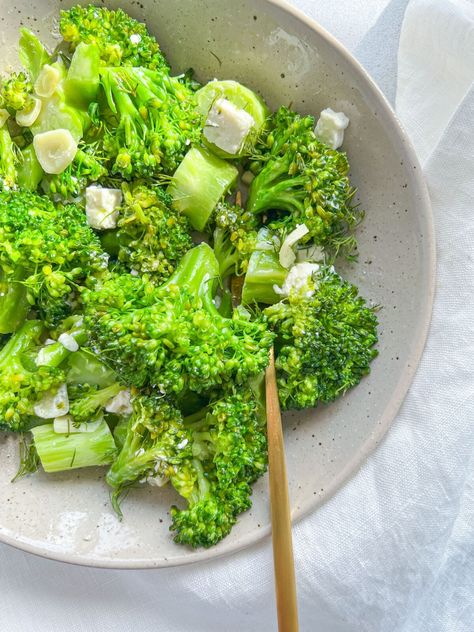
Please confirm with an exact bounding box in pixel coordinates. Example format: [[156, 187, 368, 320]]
[[1, 1, 473, 630]]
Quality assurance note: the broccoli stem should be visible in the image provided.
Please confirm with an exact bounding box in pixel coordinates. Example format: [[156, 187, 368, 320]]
[[168, 147, 239, 231], [64, 42, 100, 108], [0, 267, 30, 334], [163, 242, 219, 305], [36, 324, 87, 369], [18, 28, 51, 83], [31, 418, 116, 473], [17, 144, 44, 191], [66, 350, 117, 387], [0, 126, 18, 189], [0, 321, 43, 373], [242, 249, 288, 306]]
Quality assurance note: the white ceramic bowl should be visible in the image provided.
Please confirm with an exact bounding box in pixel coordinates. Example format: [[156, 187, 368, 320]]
[[0, 0, 435, 568]]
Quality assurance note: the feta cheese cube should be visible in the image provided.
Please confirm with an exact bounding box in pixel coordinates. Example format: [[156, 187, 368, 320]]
[[204, 98, 255, 155], [314, 108, 349, 149], [105, 389, 133, 416], [274, 262, 320, 298], [86, 186, 123, 230]]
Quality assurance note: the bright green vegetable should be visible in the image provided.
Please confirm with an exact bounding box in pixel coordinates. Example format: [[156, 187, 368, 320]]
[[242, 228, 287, 305], [45, 146, 107, 199], [0, 267, 29, 334], [0, 126, 18, 190], [84, 243, 273, 394], [17, 144, 44, 191], [69, 382, 122, 423], [0, 321, 65, 432], [0, 189, 108, 328], [264, 266, 378, 410], [168, 147, 238, 231], [247, 106, 362, 258], [60, 5, 169, 72], [212, 201, 259, 279], [18, 28, 51, 83], [0, 71, 34, 113], [197, 79, 269, 159], [106, 182, 193, 284], [99, 66, 201, 178], [31, 418, 116, 473], [64, 42, 100, 108], [66, 350, 117, 388]]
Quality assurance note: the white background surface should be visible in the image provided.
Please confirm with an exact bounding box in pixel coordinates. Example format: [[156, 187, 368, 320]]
[[1, 1, 473, 630]]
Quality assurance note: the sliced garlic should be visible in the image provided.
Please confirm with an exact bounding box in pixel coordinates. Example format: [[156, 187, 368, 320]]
[[0, 109, 10, 129], [34, 383, 69, 419], [33, 129, 77, 175], [279, 224, 310, 268], [34, 64, 62, 98], [16, 97, 42, 127]]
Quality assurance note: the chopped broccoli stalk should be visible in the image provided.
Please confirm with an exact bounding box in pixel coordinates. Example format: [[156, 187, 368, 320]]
[[17, 144, 44, 191], [0, 267, 30, 334], [0, 126, 18, 189], [31, 418, 116, 473], [84, 243, 273, 394], [18, 28, 51, 83], [242, 247, 287, 306], [64, 42, 100, 108], [66, 350, 117, 388], [264, 266, 379, 410], [196, 79, 269, 159], [0, 321, 65, 432], [60, 5, 169, 71], [247, 106, 361, 258], [35, 320, 88, 369], [168, 147, 238, 231]]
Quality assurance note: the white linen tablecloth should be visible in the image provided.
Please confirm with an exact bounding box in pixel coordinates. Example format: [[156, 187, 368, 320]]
[[1, 1, 473, 630]]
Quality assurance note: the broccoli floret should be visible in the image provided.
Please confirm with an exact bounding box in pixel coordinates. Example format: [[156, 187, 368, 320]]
[[109, 182, 193, 283], [60, 5, 169, 71], [0, 126, 19, 191], [170, 380, 267, 548], [46, 146, 108, 199], [0, 321, 65, 432], [68, 382, 122, 423], [0, 71, 34, 113], [0, 189, 108, 329], [212, 201, 259, 279], [99, 66, 201, 177], [264, 266, 378, 410], [106, 394, 191, 512], [84, 243, 273, 394], [106, 380, 267, 548], [247, 106, 361, 258]]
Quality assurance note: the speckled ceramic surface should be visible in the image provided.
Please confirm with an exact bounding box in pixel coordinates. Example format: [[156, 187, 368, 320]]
[[0, 0, 435, 568]]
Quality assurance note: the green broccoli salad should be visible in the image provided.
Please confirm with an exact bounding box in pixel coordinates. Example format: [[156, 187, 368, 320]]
[[0, 5, 379, 548]]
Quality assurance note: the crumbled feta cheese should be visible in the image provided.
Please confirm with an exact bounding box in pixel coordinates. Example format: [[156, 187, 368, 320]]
[[274, 262, 320, 298], [204, 98, 255, 155], [33, 129, 78, 175], [34, 383, 69, 419], [279, 224, 310, 268], [130, 33, 142, 44], [58, 332, 79, 352], [105, 389, 133, 416], [177, 439, 189, 450], [85, 186, 122, 230], [314, 108, 349, 149]]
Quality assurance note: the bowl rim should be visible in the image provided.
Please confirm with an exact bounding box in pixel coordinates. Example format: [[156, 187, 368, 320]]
[[0, 0, 436, 569]]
